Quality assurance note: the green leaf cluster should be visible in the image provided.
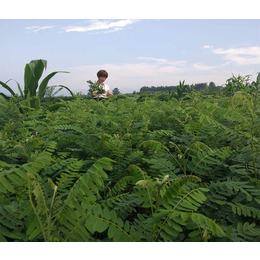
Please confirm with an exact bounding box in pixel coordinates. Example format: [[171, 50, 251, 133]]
[[0, 75, 260, 241]]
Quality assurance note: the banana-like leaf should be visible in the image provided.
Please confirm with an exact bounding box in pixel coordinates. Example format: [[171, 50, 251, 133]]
[[26, 91, 31, 107], [38, 72, 69, 100], [0, 92, 10, 100], [31, 60, 47, 95], [57, 84, 74, 97], [24, 60, 47, 98], [28, 59, 47, 79], [24, 64, 35, 97], [0, 81, 16, 96], [53, 87, 63, 96], [6, 79, 24, 98], [35, 96, 40, 110]]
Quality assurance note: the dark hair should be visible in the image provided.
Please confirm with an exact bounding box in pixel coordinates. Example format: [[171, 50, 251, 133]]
[[97, 70, 108, 78]]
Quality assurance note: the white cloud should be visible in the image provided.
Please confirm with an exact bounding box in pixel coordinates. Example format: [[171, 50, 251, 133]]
[[170, 60, 187, 67], [212, 46, 260, 65], [158, 66, 186, 74], [203, 45, 213, 49], [25, 25, 55, 33], [104, 27, 123, 34], [138, 57, 187, 67], [138, 57, 168, 62], [192, 63, 216, 71], [63, 19, 137, 33]]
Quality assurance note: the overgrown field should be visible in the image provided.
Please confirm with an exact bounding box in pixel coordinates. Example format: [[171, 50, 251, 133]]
[[0, 90, 260, 242]]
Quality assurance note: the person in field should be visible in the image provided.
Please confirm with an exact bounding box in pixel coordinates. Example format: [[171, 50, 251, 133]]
[[92, 70, 113, 100]]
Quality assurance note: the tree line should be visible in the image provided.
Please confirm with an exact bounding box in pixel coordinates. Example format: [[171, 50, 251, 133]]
[[139, 82, 222, 93], [111, 82, 222, 95]]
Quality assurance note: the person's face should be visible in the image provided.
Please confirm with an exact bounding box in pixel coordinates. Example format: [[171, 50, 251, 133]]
[[98, 76, 107, 83]]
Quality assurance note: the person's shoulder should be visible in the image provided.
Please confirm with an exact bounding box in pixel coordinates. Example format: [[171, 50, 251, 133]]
[[105, 84, 110, 89]]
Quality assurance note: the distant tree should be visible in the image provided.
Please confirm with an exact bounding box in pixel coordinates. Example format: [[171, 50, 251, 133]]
[[209, 82, 216, 88], [140, 86, 150, 92], [194, 83, 208, 91], [132, 90, 137, 94], [112, 88, 121, 95], [139, 83, 218, 93], [140, 86, 177, 93]]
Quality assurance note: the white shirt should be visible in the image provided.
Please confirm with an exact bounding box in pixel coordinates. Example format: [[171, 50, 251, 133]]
[[94, 83, 110, 99]]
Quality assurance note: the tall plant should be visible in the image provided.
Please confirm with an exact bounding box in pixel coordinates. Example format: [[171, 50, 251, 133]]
[[168, 80, 192, 100], [0, 59, 73, 109], [224, 73, 260, 96]]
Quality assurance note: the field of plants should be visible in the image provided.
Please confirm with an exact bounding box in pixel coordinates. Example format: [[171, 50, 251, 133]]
[[0, 60, 260, 242]]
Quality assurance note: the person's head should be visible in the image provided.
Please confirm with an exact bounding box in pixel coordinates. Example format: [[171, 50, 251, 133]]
[[97, 70, 108, 83]]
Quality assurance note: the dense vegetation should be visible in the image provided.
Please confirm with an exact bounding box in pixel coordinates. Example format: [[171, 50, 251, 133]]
[[140, 81, 220, 93], [0, 61, 260, 242]]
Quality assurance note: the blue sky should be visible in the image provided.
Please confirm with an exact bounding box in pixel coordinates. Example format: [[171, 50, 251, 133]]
[[1, 3, 260, 94]]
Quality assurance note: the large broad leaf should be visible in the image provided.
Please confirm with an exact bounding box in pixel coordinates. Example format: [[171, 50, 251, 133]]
[[0, 81, 16, 96], [28, 59, 47, 79], [6, 79, 23, 98], [24, 60, 47, 97], [38, 72, 69, 100], [26, 91, 31, 107], [30, 60, 46, 95], [31, 60, 46, 89], [0, 92, 10, 100], [35, 96, 40, 110], [24, 64, 35, 97], [54, 85, 74, 97]]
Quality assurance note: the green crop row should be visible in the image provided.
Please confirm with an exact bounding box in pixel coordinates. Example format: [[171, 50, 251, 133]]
[[0, 66, 260, 241]]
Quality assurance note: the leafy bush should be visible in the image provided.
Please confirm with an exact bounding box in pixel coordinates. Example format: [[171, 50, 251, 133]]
[[0, 76, 259, 242], [224, 73, 260, 96]]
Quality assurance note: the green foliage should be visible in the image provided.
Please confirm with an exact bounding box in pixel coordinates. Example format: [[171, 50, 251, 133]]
[[224, 73, 260, 96], [112, 88, 121, 95], [167, 80, 192, 101], [0, 59, 73, 109], [0, 76, 260, 241], [87, 80, 105, 95]]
